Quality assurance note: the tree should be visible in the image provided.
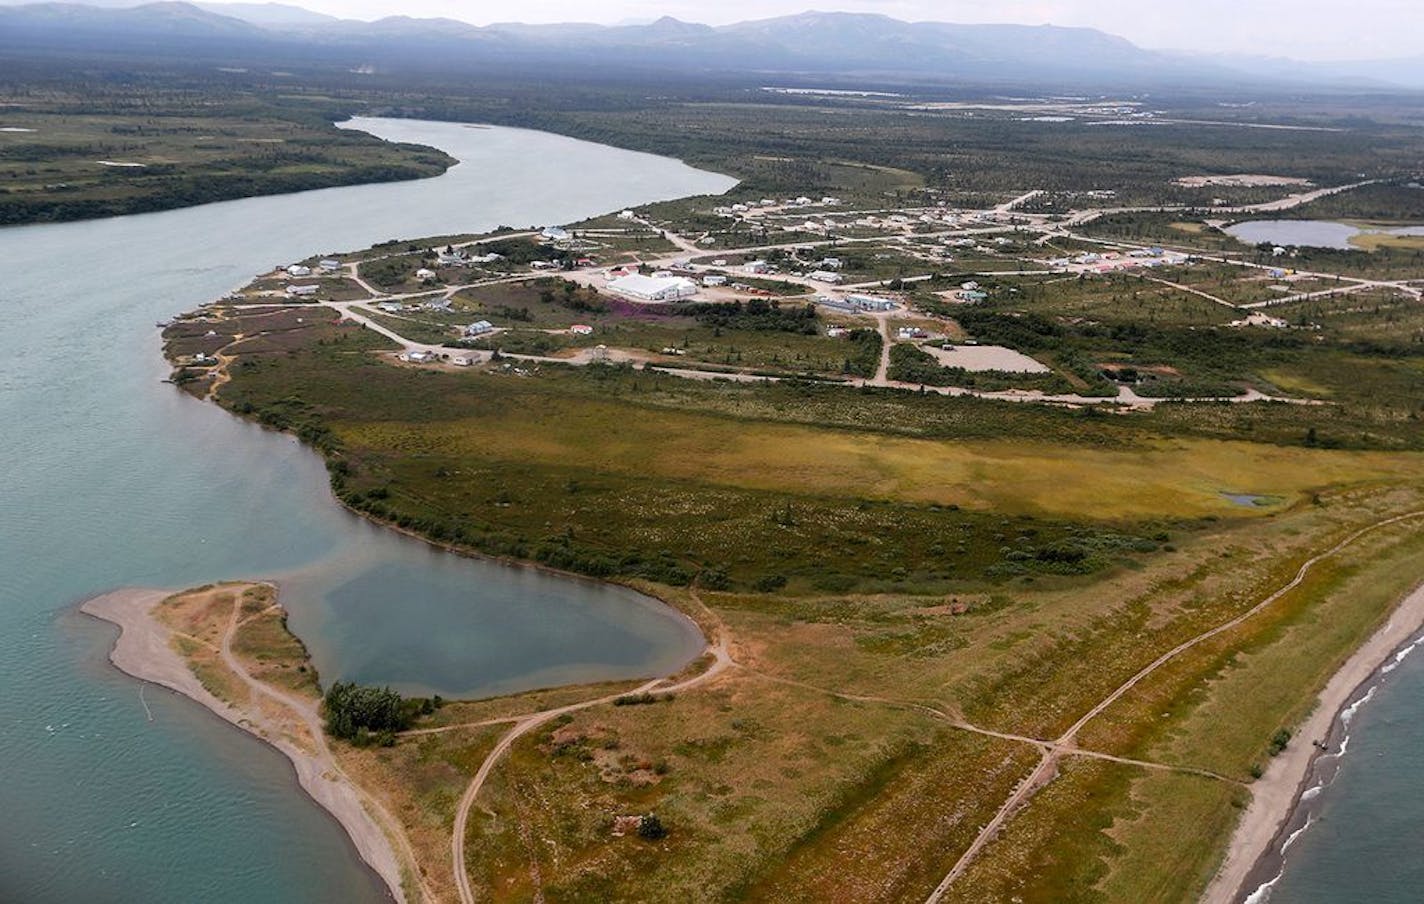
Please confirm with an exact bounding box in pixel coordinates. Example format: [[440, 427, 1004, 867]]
[[323, 682, 414, 742]]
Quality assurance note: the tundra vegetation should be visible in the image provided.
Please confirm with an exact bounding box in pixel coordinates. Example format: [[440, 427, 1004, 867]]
[[99, 46, 1424, 902]]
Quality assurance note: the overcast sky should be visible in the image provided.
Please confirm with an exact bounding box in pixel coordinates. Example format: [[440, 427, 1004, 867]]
[[280, 0, 1413, 61]]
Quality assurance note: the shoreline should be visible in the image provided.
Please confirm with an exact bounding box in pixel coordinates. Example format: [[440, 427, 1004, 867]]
[[79, 587, 408, 904], [1202, 579, 1424, 903]]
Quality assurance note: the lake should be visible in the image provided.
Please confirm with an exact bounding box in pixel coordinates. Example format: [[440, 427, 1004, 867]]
[[1225, 219, 1424, 250], [0, 118, 733, 903]]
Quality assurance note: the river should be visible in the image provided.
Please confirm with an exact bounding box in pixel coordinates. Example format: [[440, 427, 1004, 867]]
[[0, 118, 733, 903]]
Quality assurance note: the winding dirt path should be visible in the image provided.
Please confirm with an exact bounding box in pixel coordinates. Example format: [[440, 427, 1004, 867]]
[[218, 597, 439, 904], [451, 639, 735, 904], [922, 508, 1424, 903]]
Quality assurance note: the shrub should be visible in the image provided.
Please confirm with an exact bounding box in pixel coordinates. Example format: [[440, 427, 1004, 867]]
[[637, 813, 667, 840]]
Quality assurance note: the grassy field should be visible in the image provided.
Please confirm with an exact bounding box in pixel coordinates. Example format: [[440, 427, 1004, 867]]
[[0, 106, 452, 224], [153, 270, 1424, 904], [234, 479, 1424, 904]]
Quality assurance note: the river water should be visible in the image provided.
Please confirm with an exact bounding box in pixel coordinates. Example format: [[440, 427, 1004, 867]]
[[0, 119, 732, 903]]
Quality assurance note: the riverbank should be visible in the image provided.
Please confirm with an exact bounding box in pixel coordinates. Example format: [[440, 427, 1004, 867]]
[[80, 587, 408, 903], [1204, 579, 1424, 903]]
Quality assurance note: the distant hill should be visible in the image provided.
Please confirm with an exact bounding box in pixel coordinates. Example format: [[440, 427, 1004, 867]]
[[194, 1, 339, 28], [0, 1, 1409, 89], [0, 1, 263, 41]]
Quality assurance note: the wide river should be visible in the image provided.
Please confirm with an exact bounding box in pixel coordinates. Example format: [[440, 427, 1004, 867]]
[[0, 118, 732, 902]]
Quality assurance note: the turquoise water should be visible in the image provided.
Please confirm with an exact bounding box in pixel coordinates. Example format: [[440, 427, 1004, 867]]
[[0, 119, 733, 902]]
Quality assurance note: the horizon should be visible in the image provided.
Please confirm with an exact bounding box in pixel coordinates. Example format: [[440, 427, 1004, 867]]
[[0, 0, 1417, 62], [211, 0, 1424, 63]]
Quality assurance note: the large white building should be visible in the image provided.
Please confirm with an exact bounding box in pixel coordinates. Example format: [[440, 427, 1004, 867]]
[[607, 274, 699, 302]]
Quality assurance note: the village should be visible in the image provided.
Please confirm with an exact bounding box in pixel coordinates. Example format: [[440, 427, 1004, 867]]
[[169, 179, 1422, 410]]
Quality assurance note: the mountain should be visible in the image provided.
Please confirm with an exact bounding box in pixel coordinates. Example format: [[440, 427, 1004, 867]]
[[0, 1, 1381, 88], [0, 1, 262, 38], [1183, 51, 1424, 91], [194, 2, 339, 28]]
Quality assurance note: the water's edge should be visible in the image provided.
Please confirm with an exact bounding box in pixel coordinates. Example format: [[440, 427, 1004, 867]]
[[1209, 580, 1424, 903], [77, 588, 405, 902]]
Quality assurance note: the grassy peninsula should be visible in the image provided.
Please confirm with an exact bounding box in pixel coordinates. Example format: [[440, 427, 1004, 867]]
[[153, 176, 1424, 901]]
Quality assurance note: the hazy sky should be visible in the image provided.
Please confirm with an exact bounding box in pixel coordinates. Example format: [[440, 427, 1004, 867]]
[[283, 0, 1412, 61]]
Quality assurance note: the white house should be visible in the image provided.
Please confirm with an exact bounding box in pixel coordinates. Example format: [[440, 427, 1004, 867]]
[[1231, 312, 1289, 329], [378, 301, 403, 313], [541, 226, 571, 241], [808, 271, 843, 284], [617, 210, 636, 220], [464, 320, 494, 337], [319, 259, 342, 272], [702, 275, 728, 287], [569, 324, 595, 336], [286, 284, 319, 296], [744, 260, 774, 274], [847, 294, 897, 312], [415, 268, 437, 281], [607, 274, 699, 302], [286, 264, 311, 277]]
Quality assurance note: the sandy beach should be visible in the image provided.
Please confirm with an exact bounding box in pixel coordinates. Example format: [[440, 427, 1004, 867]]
[[1202, 580, 1424, 903], [80, 587, 408, 903]]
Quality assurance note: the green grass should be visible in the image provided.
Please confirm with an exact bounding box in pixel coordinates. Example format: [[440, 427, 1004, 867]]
[[0, 108, 452, 224]]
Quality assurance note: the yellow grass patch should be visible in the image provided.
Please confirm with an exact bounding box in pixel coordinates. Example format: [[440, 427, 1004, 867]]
[[337, 409, 1424, 520]]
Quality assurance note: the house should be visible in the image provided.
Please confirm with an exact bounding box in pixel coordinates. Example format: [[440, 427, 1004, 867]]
[[702, 275, 728, 287], [820, 257, 843, 270], [415, 268, 437, 281], [897, 326, 928, 340], [956, 291, 989, 303], [569, 324, 595, 336], [541, 226, 571, 241], [423, 299, 452, 312], [286, 264, 311, 277], [1231, 312, 1289, 329], [617, 210, 637, 220], [319, 259, 342, 272], [401, 350, 436, 364], [826, 326, 851, 338], [607, 274, 699, 302], [711, 259, 729, 267], [378, 302, 403, 313], [744, 259, 774, 274], [451, 356, 474, 367], [463, 320, 494, 337], [437, 252, 466, 267], [847, 294, 897, 312], [286, 284, 319, 296], [470, 252, 504, 265], [808, 271, 844, 284]]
